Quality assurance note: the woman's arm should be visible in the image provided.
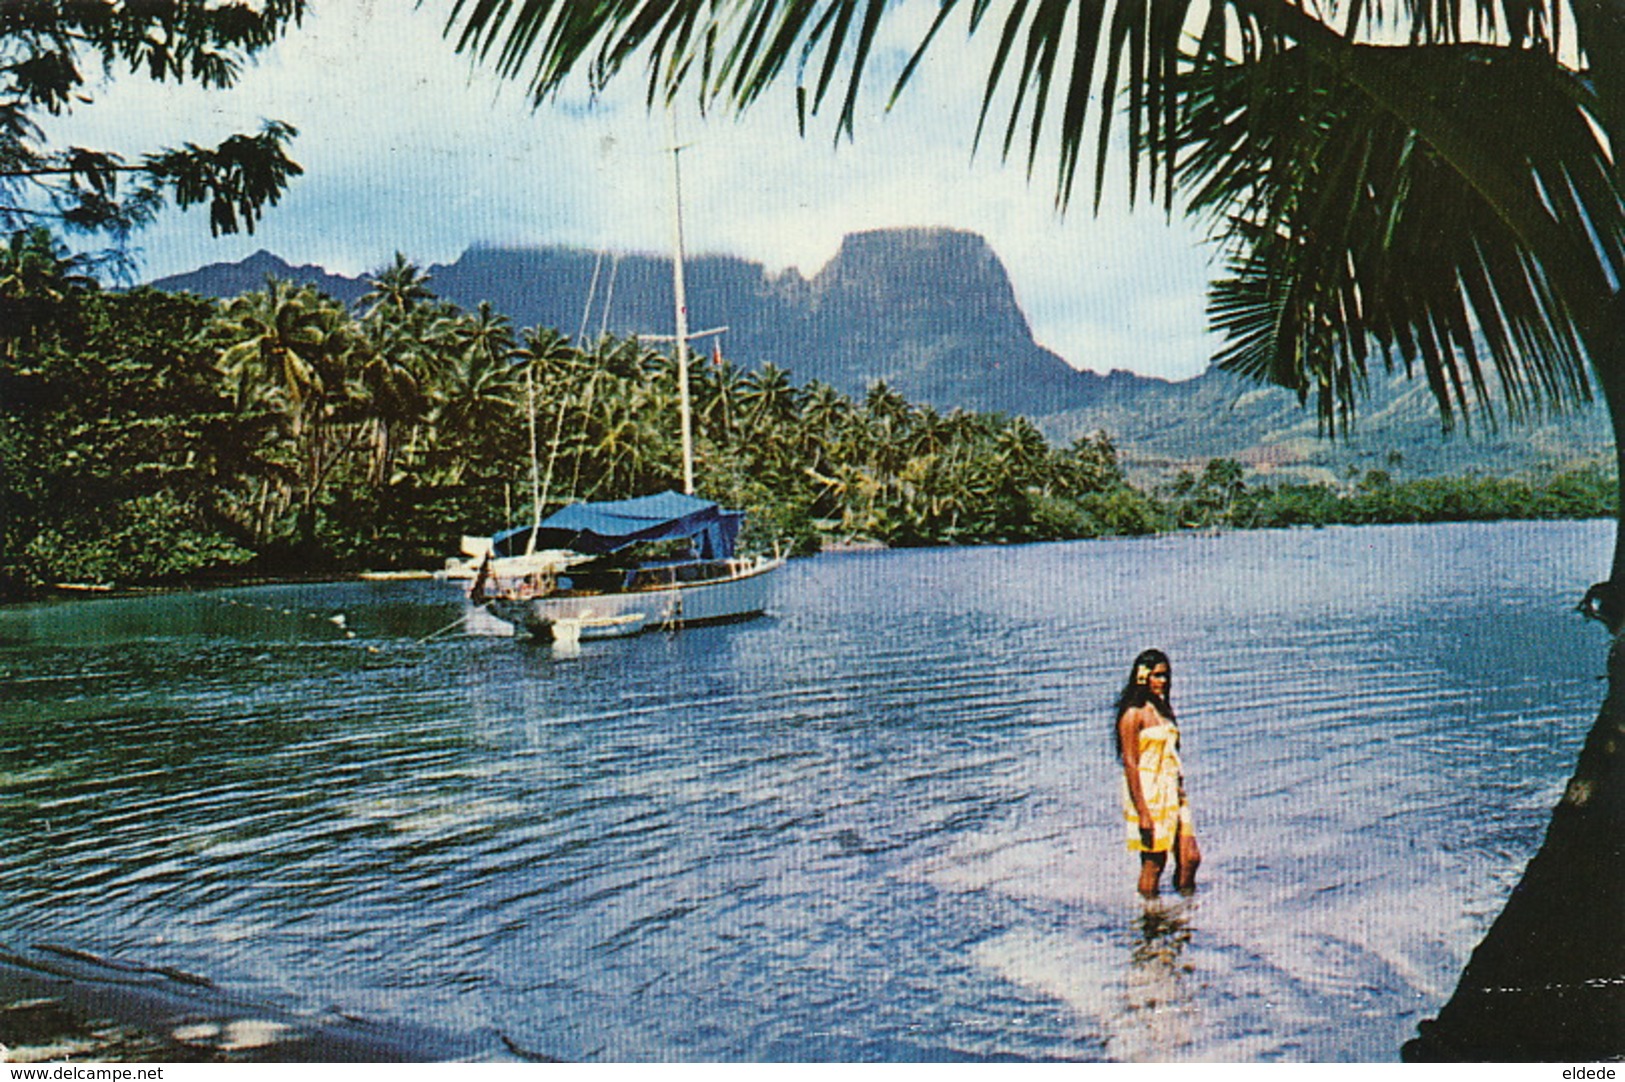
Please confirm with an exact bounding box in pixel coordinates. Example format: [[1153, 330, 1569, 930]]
[[1118, 708, 1155, 844]]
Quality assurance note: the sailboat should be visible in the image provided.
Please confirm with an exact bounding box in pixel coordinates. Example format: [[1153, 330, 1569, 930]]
[[473, 124, 785, 642]]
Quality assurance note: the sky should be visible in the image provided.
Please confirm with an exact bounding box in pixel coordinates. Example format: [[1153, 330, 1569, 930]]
[[53, 0, 1226, 382]]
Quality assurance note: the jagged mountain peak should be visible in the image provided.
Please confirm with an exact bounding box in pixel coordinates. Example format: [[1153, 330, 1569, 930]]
[[152, 228, 1097, 415]]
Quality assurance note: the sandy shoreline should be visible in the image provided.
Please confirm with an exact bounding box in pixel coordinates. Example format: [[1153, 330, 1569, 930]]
[[0, 943, 524, 1063]]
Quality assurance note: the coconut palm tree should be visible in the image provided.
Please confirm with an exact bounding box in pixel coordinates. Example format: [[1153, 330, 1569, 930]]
[[692, 354, 746, 442], [353, 324, 427, 487], [580, 378, 679, 497], [800, 379, 854, 438], [0, 227, 97, 360], [211, 280, 363, 547], [736, 361, 799, 434], [506, 325, 584, 511], [452, 301, 515, 366], [214, 279, 329, 431], [1065, 431, 1123, 495], [993, 417, 1051, 487], [359, 252, 436, 321], [512, 325, 579, 387], [356, 259, 469, 485], [0, 228, 96, 301], [441, 0, 1624, 1056], [432, 314, 526, 486], [796, 378, 856, 484]]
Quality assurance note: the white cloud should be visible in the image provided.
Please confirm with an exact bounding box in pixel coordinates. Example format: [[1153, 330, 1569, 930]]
[[49, 0, 1224, 380]]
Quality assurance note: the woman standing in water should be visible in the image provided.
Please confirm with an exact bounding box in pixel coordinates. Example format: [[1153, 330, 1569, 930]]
[[1116, 649, 1201, 896]]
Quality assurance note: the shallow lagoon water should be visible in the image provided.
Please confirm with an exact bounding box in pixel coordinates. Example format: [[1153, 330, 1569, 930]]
[[0, 519, 1610, 1060]]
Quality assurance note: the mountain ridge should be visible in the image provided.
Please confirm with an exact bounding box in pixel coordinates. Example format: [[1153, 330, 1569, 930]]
[[155, 228, 1101, 417], [150, 231, 1614, 484]]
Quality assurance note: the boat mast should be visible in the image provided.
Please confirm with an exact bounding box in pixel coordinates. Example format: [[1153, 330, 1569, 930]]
[[668, 109, 696, 497], [524, 361, 541, 555]]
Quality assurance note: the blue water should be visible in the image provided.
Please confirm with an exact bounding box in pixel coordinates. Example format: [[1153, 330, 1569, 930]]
[[0, 520, 1610, 1060]]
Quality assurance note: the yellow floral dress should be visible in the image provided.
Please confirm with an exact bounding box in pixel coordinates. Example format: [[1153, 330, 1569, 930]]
[[1122, 720, 1193, 853]]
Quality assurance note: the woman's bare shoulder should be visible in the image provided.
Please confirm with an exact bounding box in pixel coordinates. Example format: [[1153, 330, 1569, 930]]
[[1117, 703, 1154, 729], [1122, 702, 1173, 728]]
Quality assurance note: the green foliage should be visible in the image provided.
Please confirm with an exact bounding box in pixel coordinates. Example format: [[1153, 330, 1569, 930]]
[[1187, 45, 1614, 435], [3, 240, 1618, 597], [1, 269, 273, 591], [1077, 486, 1167, 536], [0, 228, 96, 355], [1233, 482, 1343, 529], [739, 497, 821, 557], [1, 2, 304, 254], [1166, 457, 1248, 528], [24, 492, 254, 584], [1231, 464, 1615, 529], [1533, 466, 1619, 519], [319, 482, 489, 569]]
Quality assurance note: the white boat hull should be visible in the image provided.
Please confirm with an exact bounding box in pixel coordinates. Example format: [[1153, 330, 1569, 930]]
[[485, 557, 783, 641]]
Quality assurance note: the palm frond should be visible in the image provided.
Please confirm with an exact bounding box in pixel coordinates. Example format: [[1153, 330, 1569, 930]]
[[435, 0, 1614, 217], [1308, 0, 1559, 50], [439, 0, 1223, 206], [1180, 42, 1621, 433]]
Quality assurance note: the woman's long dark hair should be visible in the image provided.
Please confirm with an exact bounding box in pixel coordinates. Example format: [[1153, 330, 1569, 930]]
[[1113, 648, 1174, 756]]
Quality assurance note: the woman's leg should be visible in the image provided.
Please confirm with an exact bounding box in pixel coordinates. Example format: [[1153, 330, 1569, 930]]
[[1174, 828, 1201, 891], [1138, 851, 1166, 897]]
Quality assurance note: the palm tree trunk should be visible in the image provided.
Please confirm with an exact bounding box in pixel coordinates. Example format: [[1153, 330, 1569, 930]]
[[369, 420, 390, 489], [1404, 644, 1625, 1060], [1599, 294, 1625, 617], [1405, 290, 1625, 1060]]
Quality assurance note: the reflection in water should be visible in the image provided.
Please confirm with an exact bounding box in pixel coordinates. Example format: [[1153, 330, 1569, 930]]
[[1112, 899, 1197, 1061]]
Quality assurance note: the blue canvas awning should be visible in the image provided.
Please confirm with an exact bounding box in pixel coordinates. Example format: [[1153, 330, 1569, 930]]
[[492, 491, 744, 559]]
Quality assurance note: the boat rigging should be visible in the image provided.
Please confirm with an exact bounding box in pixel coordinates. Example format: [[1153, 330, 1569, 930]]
[[469, 113, 785, 641]]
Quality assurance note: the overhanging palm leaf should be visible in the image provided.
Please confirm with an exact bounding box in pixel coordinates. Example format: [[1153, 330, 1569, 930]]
[[436, 1, 1616, 215], [1180, 43, 1623, 432], [438, 0, 1189, 211], [438, 0, 1209, 207]]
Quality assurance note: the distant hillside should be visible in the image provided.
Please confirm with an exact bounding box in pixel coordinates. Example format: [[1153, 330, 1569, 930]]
[[153, 233, 1615, 484], [1040, 365, 1614, 486], [160, 249, 369, 307]]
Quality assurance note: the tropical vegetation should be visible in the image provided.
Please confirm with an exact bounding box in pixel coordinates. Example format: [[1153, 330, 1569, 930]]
[[2, 0, 1619, 1058], [1, 1, 305, 269], [0, 242, 1157, 593], [4, 233, 1614, 598], [1168, 458, 1616, 530]]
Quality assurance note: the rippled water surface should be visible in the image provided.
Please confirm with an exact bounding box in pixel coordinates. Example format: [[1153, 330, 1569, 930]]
[[0, 520, 1610, 1061]]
